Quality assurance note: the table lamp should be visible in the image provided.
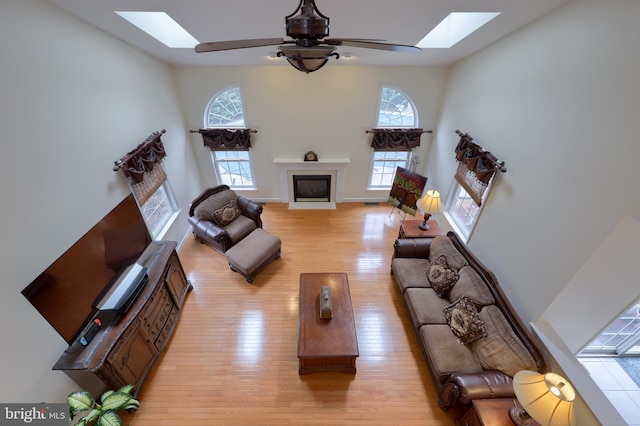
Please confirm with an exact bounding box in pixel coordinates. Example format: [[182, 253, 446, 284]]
[[510, 370, 576, 426], [416, 190, 442, 230]]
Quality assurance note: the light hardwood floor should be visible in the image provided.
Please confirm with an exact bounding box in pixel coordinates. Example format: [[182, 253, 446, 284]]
[[121, 202, 464, 425]]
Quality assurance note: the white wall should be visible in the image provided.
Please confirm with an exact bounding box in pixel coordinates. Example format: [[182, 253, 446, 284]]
[[428, 0, 640, 325], [0, 0, 199, 403], [174, 65, 449, 202]]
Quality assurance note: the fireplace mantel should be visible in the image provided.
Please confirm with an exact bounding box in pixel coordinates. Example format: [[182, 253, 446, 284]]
[[273, 158, 350, 209]]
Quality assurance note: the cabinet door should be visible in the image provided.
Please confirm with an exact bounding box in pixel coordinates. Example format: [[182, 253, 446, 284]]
[[108, 321, 157, 386], [141, 285, 172, 343], [165, 253, 188, 304], [457, 407, 482, 426]]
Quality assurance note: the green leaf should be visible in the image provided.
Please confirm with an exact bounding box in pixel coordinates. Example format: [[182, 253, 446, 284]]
[[68, 391, 95, 412], [97, 410, 123, 426], [101, 391, 138, 412], [78, 408, 100, 425], [68, 384, 139, 426], [117, 384, 135, 395], [123, 400, 140, 411], [100, 389, 115, 402]]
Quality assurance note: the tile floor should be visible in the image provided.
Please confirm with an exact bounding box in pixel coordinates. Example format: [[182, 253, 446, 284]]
[[579, 357, 640, 425]]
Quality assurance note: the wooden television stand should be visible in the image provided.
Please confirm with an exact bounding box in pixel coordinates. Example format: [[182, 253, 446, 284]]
[[53, 241, 192, 396]]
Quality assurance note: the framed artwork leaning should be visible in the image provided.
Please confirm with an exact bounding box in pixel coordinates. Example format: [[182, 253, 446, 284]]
[[387, 167, 428, 216]]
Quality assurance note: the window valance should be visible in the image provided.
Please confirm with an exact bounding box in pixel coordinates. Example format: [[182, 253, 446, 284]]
[[367, 128, 430, 151], [113, 130, 168, 205], [113, 130, 167, 185], [191, 128, 256, 151], [454, 130, 506, 206]]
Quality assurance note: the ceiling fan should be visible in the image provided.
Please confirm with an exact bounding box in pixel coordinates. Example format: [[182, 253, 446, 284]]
[[195, 0, 422, 73]]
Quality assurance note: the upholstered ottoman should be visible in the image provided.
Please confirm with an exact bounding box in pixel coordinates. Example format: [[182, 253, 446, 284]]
[[225, 228, 281, 283]]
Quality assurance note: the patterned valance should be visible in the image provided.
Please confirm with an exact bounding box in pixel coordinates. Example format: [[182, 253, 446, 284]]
[[454, 130, 506, 206], [113, 130, 167, 185], [367, 128, 429, 151], [191, 129, 256, 151]]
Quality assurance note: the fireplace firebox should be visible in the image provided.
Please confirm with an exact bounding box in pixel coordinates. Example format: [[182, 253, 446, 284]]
[[293, 175, 331, 202]]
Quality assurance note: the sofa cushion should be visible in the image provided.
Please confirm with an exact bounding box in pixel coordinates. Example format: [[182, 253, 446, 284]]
[[443, 297, 487, 345], [449, 266, 495, 307], [392, 257, 431, 293], [429, 236, 467, 271], [419, 325, 483, 383], [222, 215, 257, 244], [471, 305, 537, 377], [427, 255, 459, 297], [211, 200, 242, 227], [194, 189, 237, 221], [404, 288, 450, 327]]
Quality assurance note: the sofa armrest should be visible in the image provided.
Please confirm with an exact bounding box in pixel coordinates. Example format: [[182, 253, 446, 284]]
[[439, 371, 514, 409], [393, 238, 432, 259], [189, 216, 227, 241], [237, 196, 263, 228]]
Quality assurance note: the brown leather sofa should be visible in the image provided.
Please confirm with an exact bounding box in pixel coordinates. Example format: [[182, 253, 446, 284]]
[[188, 185, 263, 254], [391, 232, 550, 409]]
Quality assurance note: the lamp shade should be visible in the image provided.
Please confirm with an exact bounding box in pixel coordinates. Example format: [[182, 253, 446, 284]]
[[513, 370, 576, 426], [416, 190, 442, 215], [277, 46, 339, 73]]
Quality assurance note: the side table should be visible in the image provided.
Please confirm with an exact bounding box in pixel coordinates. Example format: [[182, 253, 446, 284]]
[[398, 219, 443, 239], [457, 398, 541, 426]]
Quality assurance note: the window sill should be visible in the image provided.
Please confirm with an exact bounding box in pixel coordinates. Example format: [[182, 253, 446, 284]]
[[442, 211, 470, 243], [153, 209, 181, 240]]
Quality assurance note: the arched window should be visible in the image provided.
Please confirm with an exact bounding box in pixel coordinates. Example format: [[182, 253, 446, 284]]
[[204, 86, 255, 189], [369, 87, 419, 189], [206, 86, 245, 128], [377, 87, 417, 128]]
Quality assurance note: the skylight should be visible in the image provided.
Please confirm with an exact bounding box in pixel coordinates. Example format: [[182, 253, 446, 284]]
[[115, 11, 198, 48], [416, 12, 500, 49]]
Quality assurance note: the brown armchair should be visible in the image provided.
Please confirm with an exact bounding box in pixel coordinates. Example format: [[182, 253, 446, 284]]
[[188, 185, 263, 254]]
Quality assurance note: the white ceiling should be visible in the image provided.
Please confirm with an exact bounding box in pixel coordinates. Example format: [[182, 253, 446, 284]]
[[46, 0, 571, 67]]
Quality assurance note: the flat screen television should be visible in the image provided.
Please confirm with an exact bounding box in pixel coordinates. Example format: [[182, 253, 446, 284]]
[[21, 194, 152, 345]]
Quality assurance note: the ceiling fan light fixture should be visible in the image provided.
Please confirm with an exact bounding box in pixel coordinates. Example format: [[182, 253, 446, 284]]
[[277, 45, 339, 73]]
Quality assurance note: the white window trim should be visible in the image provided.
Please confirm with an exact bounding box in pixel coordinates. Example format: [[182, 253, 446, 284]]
[[374, 85, 419, 128], [366, 150, 413, 191], [205, 85, 257, 189], [204, 85, 248, 128], [143, 180, 180, 239], [443, 179, 493, 243], [209, 150, 257, 190], [368, 86, 419, 189]]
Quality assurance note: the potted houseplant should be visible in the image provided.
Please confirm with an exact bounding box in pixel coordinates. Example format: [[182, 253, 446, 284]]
[[67, 384, 140, 426]]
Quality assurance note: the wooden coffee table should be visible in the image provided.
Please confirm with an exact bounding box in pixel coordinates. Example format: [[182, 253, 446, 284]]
[[298, 273, 359, 375]]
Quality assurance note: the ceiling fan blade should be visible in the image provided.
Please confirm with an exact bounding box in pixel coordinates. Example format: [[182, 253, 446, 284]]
[[336, 39, 421, 54], [195, 38, 286, 53], [325, 38, 386, 43]]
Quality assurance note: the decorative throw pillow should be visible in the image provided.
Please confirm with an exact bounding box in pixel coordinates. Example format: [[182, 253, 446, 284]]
[[211, 200, 242, 227], [443, 296, 487, 345], [426, 255, 459, 297]]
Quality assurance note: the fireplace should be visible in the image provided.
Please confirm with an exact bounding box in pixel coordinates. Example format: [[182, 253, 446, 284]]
[[293, 175, 331, 202], [273, 158, 350, 209]]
